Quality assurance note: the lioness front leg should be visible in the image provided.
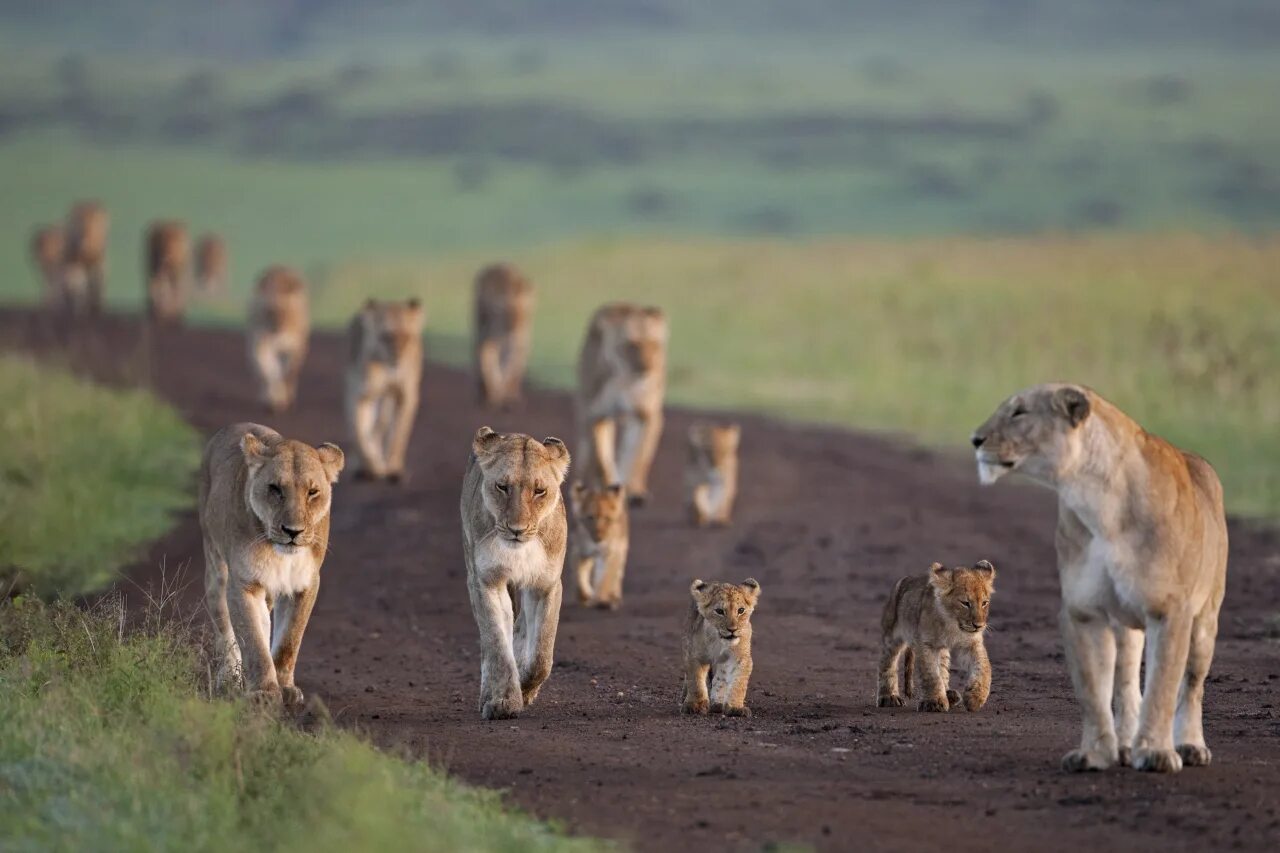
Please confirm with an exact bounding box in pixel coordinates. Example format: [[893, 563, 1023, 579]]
[[515, 582, 561, 707], [383, 386, 419, 481], [468, 579, 522, 720], [228, 582, 280, 704], [270, 579, 319, 710], [682, 662, 711, 714], [1131, 607, 1194, 773], [347, 392, 388, 478], [1113, 625, 1143, 765], [914, 646, 950, 712], [203, 542, 243, 691], [621, 409, 663, 505], [1175, 608, 1218, 767], [575, 555, 596, 604], [1060, 609, 1120, 771]]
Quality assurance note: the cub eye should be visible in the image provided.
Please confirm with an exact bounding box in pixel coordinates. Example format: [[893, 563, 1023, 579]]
[[268, 484, 283, 498], [495, 483, 509, 494], [715, 608, 725, 615], [534, 487, 547, 498], [983, 600, 990, 608], [962, 600, 972, 609], [737, 607, 746, 615]]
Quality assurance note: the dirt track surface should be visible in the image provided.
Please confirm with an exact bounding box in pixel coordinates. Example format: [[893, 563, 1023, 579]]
[[5, 310, 1280, 852]]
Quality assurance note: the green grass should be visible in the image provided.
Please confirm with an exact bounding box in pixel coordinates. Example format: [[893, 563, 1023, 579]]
[[0, 596, 603, 852], [0, 356, 200, 596], [311, 233, 1280, 518]]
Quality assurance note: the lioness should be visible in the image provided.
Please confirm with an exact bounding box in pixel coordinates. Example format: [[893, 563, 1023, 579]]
[[345, 298, 424, 482], [30, 225, 65, 309], [63, 200, 109, 315], [461, 427, 570, 720], [195, 233, 228, 295], [567, 481, 629, 609], [972, 383, 1228, 773], [474, 263, 534, 408], [247, 266, 309, 412], [145, 220, 191, 324], [686, 421, 740, 527], [877, 561, 996, 712], [198, 423, 344, 707], [575, 303, 667, 504], [682, 578, 760, 717]]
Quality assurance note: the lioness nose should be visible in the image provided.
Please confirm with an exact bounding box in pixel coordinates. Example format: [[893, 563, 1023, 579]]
[[281, 525, 304, 540], [970, 434, 985, 448], [508, 525, 527, 537]]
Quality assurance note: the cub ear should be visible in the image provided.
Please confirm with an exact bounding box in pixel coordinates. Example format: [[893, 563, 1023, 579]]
[[472, 426, 500, 456], [541, 436, 570, 484], [690, 579, 710, 602], [927, 562, 952, 591], [1053, 387, 1091, 428], [741, 577, 761, 601], [240, 433, 269, 469], [973, 559, 996, 581], [316, 442, 345, 484]]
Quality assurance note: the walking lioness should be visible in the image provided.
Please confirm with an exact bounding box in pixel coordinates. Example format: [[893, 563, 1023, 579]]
[[575, 303, 667, 504], [345, 299, 424, 482], [145, 220, 191, 324], [972, 383, 1228, 773], [195, 233, 228, 295], [62, 200, 109, 315], [247, 266, 309, 412], [473, 263, 534, 408], [199, 423, 344, 707], [461, 427, 570, 720]]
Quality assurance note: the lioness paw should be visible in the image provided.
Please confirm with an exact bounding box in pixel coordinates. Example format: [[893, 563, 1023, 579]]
[[877, 694, 905, 708], [281, 685, 305, 710], [247, 686, 283, 709], [945, 689, 962, 706], [1132, 747, 1182, 774], [682, 699, 709, 715], [917, 698, 949, 713], [1061, 748, 1116, 772], [1176, 744, 1212, 767], [481, 695, 523, 721], [723, 705, 751, 718]]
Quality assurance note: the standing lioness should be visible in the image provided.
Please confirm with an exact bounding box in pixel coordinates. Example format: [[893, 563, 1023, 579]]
[[199, 423, 344, 707], [972, 383, 1228, 773], [461, 427, 570, 720]]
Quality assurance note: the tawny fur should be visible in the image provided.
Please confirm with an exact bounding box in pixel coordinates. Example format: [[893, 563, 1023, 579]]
[[460, 427, 570, 720], [682, 578, 760, 717], [345, 299, 424, 482], [195, 233, 229, 295], [973, 383, 1228, 773], [246, 266, 310, 413], [144, 220, 191, 324], [198, 423, 344, 708], [61, 200, 109, 315], [30, 225, 66, 310], [686, 422, 740, 527], [877, 561, 996, 713], [574, 302, 667, 504], [567, 481, 630, 609], [473, 263, 534, 408]]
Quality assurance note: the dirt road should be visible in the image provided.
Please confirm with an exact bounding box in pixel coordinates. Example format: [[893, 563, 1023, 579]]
[[5, 310, 1279, 852]]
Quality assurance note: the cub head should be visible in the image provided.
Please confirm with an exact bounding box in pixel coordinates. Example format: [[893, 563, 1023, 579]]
[[359, 298, 425, 362], [690, 578, 760, 643], [241, 433, 344, 552], [928, 560, 996, 634], [688, 422, 741, 467], [569, 481, 627, 542], [616, 305, 667, 372], [970, 383, 1092, 486], [472, 426, 570, 543]]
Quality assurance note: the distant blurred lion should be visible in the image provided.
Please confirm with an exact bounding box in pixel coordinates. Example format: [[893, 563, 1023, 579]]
[[62, 200, 109, 315], [195, 233, 229, 296], [247, 266, 309, 412], [473, 263, 534, 408], [145, 220, 191, 324], [30, 225, 66, 309]]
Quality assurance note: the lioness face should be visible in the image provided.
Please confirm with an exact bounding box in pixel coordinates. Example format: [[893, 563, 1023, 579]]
[[473, 427, 570, 543], [569, 481, 626, 542], [691, 579, 760, 644], [617, 308, 667, 372], [242, 434, 345, 552], [928, 561, 996, 633], [970, 383, 1092, 486], [362, 299, 425, 362]]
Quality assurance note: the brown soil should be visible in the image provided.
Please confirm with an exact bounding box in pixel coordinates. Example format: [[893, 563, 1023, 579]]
[[5, 310, 1279, 853]]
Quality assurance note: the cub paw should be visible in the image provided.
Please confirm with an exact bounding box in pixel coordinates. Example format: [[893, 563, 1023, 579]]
[[682, 699, 709, 715], [722, 705, 751, 718], [877, 694, 905, 708], [1062, 748, 1116, 772], [1132, 747, 1183, 774], [945, 689, 961, 706], [280, 685, 305, 710], [480, 694, 523, 721], [1118, 746, 1132, 767], [917, 698, 949, 713], [962, 692, 987, 712], [1176, 744, 1212, 767]]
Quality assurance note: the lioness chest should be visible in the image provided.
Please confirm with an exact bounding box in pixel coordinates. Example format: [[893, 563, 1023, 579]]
[[473, 535, 553, 588], [241, 544, 319, 597]]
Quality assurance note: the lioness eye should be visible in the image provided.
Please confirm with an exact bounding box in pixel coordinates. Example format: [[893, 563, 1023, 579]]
[[308, 487, 320, 499], [495, 483, 508, 494], [268, 484, 283, 497], [534, 487, 547, 498], [715, 608, 725, 615], [1012, 406, 1027, 418]]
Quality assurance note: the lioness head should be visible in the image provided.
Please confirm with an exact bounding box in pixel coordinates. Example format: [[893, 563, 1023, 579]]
[[613, 305, 667, 372], [928, 561, 996, 633], [569, 481, 626, 542], [688, 422, 740, 466], [970, 383, 1092, 486], [359, 298, 425, 362], [472, 426, 570, 543], [241, 433, 344, 552], [690, 578, 760, 643]]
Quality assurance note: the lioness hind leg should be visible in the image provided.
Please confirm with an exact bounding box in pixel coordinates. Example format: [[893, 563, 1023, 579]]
[[1131, 607, 1193, 774], [270, 579, 319, 710], [1175, 608, 1218, 767]]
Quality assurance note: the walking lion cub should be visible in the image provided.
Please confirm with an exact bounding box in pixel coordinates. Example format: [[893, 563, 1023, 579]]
[[567, 481, 630, 609], [682, 578, 760, 717], [877, 561, 995, 712]]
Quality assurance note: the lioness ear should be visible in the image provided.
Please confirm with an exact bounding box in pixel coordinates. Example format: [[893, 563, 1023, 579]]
[[973, 559, 996, 581], [241, 433, 269, 470], [316, 442, 345, 484], [1053, 387, 1091, 428], [541, 437, 570, 484], [741, 577, 760, 601], [472, 426, 500, 456]]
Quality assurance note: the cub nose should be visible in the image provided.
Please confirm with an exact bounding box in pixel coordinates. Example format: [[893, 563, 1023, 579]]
[[970, 434, 985, 448], [281, 525, 304, 540]]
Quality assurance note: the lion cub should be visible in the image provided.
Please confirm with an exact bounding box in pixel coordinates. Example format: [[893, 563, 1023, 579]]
[[877, 561, 995, 712], [247, 266, 309, 413], [568, 481, 630, 609], [686, 422, 740, 527], [682, 578, 760, 717], [345, 298, 425, 482]]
